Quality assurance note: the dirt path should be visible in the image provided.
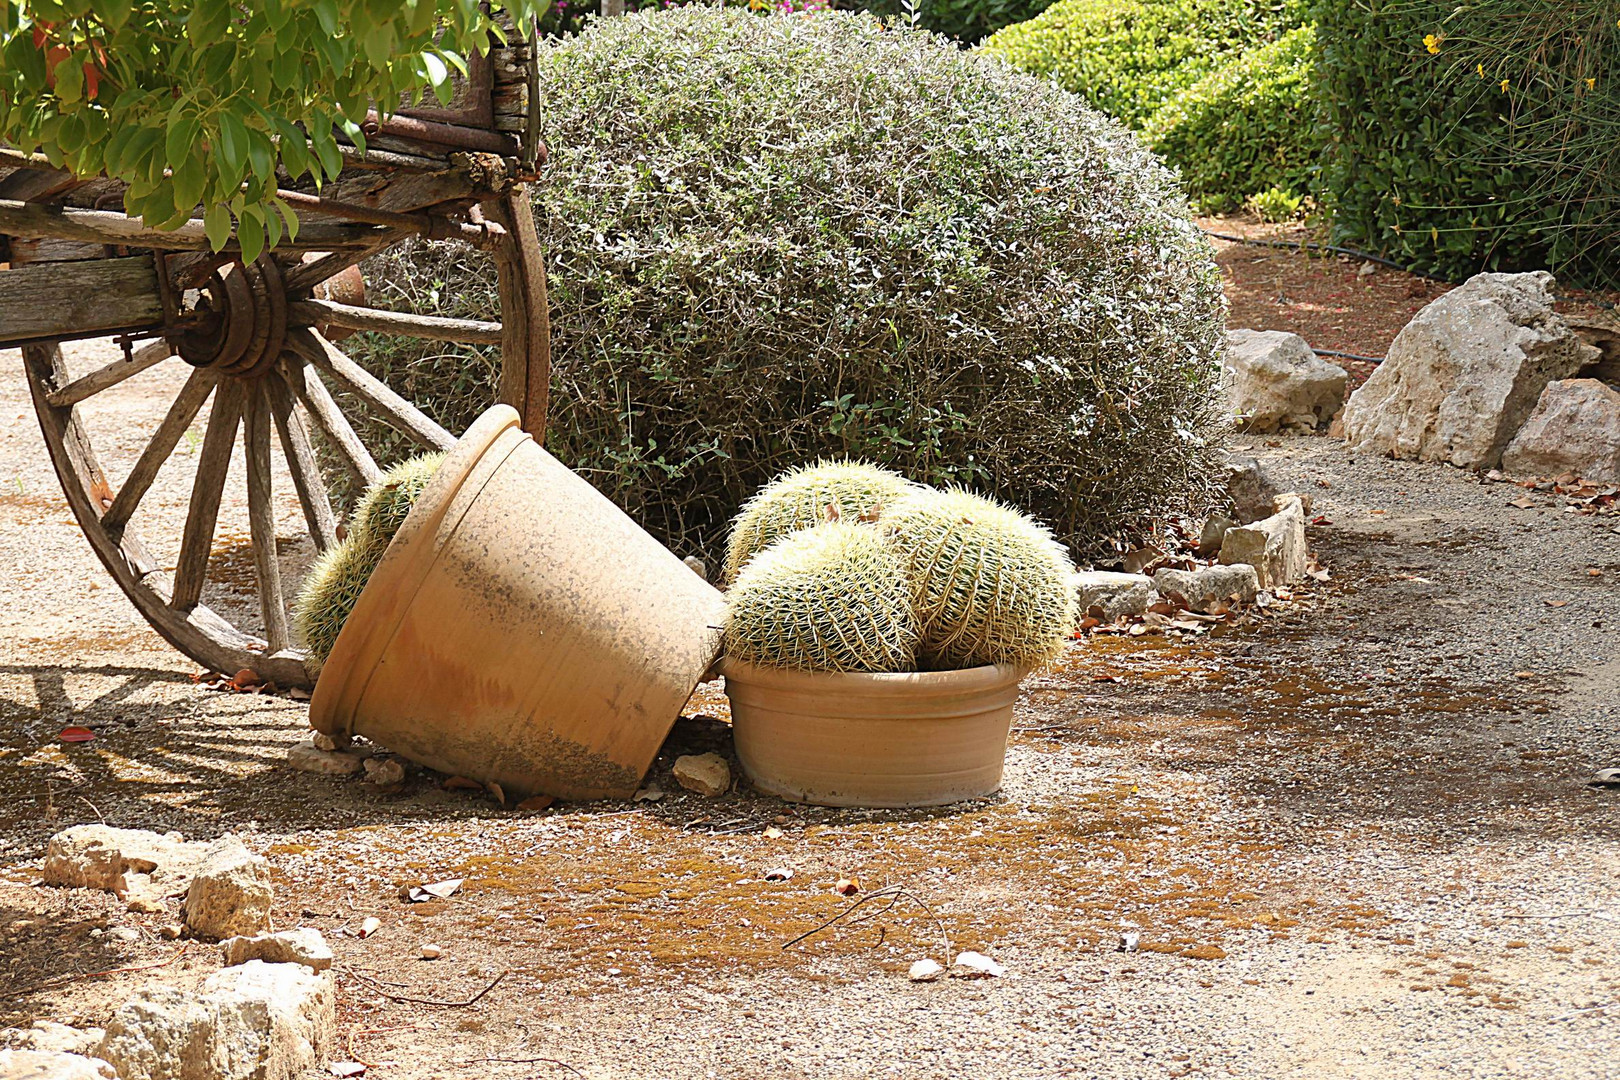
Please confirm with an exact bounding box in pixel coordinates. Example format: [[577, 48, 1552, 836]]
[[1, 341, 1618, 1079]]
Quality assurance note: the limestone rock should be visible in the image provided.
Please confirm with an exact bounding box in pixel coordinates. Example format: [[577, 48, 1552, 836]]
[[1198, 515, 1233, 557], [1341, 272, 1600, 469], [43, 826, 206, 900], [1501, 378, 1620, 484], [220, 929, 333, 973], [6, 1023, 106, 1058], [1072, 571, 1157, 622], [1153, 564, 1259, 613], [182, 837, 272, 941], [97, 960, 334, 1080], [0, 1050, 116, 1080], [361, 756, 404, 786], [1219, 494, 1309, 589], [1224, 329, 1347, 432], [1225, 456, 1283, 524], [285, 742, 363, 776], [672, 753, 730, 797]]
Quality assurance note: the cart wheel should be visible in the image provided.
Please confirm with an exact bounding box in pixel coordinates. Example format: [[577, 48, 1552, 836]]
[[20, 189, 551, 689]]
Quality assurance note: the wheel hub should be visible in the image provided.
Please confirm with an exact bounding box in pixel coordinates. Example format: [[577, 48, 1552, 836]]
[[177, 255, 288, 377]]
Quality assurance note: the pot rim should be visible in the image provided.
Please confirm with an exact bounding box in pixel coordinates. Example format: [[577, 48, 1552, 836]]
[[717, 657, 1025, 692], [310, 404, 525, 737]]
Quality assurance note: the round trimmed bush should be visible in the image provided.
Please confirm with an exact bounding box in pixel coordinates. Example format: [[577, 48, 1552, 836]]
[[980, 0, 1307, 128], [349, 8, 1228, 562], [1143, 24, 1319, 210]]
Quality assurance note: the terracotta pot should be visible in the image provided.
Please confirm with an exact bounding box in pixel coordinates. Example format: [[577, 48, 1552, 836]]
[[720, 659, 1025, 808], [310, 405, 725, 801]]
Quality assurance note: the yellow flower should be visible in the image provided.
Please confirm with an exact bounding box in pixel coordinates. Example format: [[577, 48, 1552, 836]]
[[1477, 63, 1485, 78], [1423, 33, 1442, 54], [1588, 77, 1597, 90], [1500, 78, 1510, 92]]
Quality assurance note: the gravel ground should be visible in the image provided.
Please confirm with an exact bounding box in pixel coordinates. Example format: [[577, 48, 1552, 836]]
[[1, 343, 1618, 1079]]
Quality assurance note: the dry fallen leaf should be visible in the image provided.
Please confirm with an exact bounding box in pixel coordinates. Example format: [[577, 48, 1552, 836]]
[[1545, 599, 1569, 608], [402, 878, 464, 903], [288, 686, 312, 701], [1513, 671, 1536, 679], [486, 781, 506, 806], [834, 878, 860, 896], [1508, 497, 1536, 509], [329, 1063, 367, 1078], [442, 776, 484, 792], [763, 826, 783, 839], [58, 726, 95, 743], [516, 794, 554, 812], [765, 867, 794, 882]]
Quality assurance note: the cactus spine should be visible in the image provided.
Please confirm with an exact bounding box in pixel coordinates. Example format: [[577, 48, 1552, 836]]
[[723, 522, 920, 673], [883, 488, 1076, 670], [292, 453, 444, 663], [722, 460, 916, 584]]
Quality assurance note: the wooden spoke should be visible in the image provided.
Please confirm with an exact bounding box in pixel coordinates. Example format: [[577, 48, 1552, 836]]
[[265, 372, 339, 552], [289, 298, 503, 345], [101, 366, 218, 535], [41, 339, 171, 406], [243, 383, 291, 654], [286, 326, 455, 452], [171, 379, 245, 611], [278, 355, 383, 489], [282, 238, 400, 295]]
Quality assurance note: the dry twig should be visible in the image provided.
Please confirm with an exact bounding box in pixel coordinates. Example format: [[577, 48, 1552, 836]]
[[781, 884, 952, 965], [6, 945, 189, 998], [348, 968, 508, 1007]]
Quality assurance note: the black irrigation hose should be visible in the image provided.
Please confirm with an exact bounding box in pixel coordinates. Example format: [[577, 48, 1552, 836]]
[[1200, 228, 1417, 274], [1312, 347, 1385, 364]]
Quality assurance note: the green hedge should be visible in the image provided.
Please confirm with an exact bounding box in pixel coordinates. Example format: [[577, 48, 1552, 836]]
[[1143, 24, 1318, 210], [349, 10, 1229, 562], [980, 0, 1306, 128], [1314, 0, 1618, 287]]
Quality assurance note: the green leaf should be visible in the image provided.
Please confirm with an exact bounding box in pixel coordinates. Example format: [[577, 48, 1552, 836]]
[[165, 112, 200, 170], [172, 153, 206, 212], [204, 203, 233, 251], [238, 205, 265, 263], [217, 109, 249, 182], [53, 53, 84, 105], [245, 128, 274, 183], [274, 195, 301, 243], [273, 117, 310, 180], [188, 0, 229, 48]]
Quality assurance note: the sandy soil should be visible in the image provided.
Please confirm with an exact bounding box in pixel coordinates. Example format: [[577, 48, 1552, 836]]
[[2, 328, 1619, 1078]]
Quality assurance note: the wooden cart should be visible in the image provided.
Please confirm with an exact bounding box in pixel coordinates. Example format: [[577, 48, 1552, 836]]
[[0, 34, 549, 689]]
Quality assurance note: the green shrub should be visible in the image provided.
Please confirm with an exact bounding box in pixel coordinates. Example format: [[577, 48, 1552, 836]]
[[980, 0, 1306, 128], [1314, 0, 1618, 287], [348, 9, 1229, 563], [1143, 24, 1319, 209], [1248, 185, 1307, 222]]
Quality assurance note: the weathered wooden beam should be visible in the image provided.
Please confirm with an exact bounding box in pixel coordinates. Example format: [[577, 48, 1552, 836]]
[[0, 256, 163, 345], [244, 383, 291, 653], [171, 380, 244, 611], [44, 339, 172, 407], [278, 354, 383, 489], [265, 371, 339, 553], [286, 327, 455, 452], [289, 298, 503, 345], [485, 186, 551, 441], [102, 366, 218, 535], [0, 198, 383, 252]]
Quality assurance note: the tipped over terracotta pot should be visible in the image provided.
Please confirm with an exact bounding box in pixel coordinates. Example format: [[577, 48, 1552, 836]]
[[310, 405, 725, 801], [720, 660, 1025, 808]]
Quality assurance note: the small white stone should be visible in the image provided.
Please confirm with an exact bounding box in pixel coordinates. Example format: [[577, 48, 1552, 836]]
[[419, 943, 442, 960], [908, 958, 945, 982], [287, 742, 363, 776], [358, 917, 381, 939], [310, 732, 340, 753], [949, 951, 1005, 979]]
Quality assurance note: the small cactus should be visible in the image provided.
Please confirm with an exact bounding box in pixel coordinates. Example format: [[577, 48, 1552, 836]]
[[723, 522, 920, 673], [292, 454, 444, 663], [722, 460, 916, 584], [292, 537, 375, 665], [350, 452, 444, 549], [883, 488, 1076, 670]]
